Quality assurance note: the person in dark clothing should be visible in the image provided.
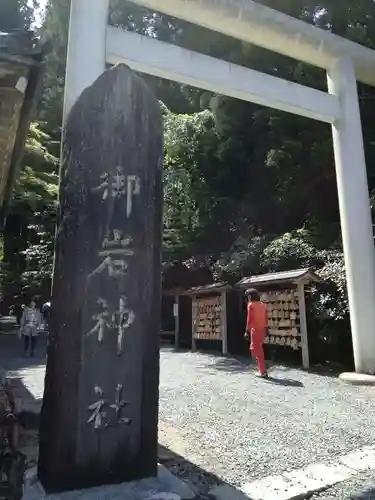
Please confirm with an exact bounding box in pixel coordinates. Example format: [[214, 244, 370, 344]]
[[18, 298, 42, 357], [42, 301, 51, 331]]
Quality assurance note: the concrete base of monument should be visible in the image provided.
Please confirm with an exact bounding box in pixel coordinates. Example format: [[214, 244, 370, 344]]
[[23, 464, 195, 500], [339, 372, 375, 385]]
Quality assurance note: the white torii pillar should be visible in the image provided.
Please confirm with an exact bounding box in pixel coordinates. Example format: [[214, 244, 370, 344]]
[[328, 59, 375, 374], [53, 0, 109, 291], [63, 0, 109, 122]]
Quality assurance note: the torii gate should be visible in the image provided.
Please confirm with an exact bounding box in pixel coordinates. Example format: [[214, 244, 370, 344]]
[[64, 0, 375, 375]]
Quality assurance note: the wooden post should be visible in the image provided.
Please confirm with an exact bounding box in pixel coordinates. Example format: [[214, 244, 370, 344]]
[[192, 296, 197, 351], [221, 291, 228, 355], [38, 65, 163, 492], [297, 281, 310, 369], [174, 294, 179, 349]]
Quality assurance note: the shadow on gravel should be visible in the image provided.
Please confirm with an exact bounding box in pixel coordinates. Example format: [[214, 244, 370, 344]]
[[202, 356, 304, 386], [207, 357, 257, 373], [307, 363, 348, 379], [192, 350, 346, 383], [158, 443, 249, 500], [264, 376, 304, 388], [350, 487, 375, 499]]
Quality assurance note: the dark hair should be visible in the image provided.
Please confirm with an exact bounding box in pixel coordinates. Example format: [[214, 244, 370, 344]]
[[29, 296, 40, 307], [245, 288, 261, 301]]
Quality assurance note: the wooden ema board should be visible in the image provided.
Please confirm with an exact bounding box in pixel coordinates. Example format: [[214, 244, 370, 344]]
[[193, 296, 222, 340], [261, 289, 302, 351]]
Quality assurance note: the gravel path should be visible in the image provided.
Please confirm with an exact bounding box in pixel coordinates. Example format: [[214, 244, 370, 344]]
[[310, 472, 375, 499], [2, 335, 375, 498], [159, 348, 375, 489]]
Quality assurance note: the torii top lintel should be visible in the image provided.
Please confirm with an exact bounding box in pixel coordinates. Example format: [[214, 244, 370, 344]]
[[128, 0, 375, 88]]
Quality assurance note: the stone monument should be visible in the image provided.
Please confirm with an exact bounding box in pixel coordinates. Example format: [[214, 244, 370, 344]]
[[38, 64, 163, 493]]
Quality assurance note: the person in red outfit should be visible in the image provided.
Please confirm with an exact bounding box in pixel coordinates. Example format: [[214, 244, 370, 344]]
[[244, 288, 269, 378]]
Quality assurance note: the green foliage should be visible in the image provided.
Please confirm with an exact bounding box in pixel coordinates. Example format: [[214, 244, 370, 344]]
[[38, 0, 71, 136], [316, 250, 348, 320], [21, 239, 54, 299], [258, 231, 349, 320], [212, 229, 349, 323], [0, 0, 35, 32], [260, 230, 323, 272], [19, 124, 58, 298], [2, 122, 58, 307], [212, 235, 267, 282], [11, 123, 58, 212], [163, 109, 220, 261]]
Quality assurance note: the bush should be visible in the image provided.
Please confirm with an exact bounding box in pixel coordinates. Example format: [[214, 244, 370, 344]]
[[260, 231, 351, 364], [212, 234, 267, 282], [315, 249, 348, 320], [20, 240, 54, 301], [260, 230, 323, 272]]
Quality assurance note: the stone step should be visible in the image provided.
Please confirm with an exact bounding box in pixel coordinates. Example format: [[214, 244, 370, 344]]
[[209, 446, 375, 500]]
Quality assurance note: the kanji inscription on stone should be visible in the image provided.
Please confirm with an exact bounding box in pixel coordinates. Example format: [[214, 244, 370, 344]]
[[38, 64, 163, 492]]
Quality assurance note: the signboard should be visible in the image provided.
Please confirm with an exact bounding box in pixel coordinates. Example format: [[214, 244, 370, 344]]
[[193, 295, 222, 340], [38, 65, 163, 492], [261, 290, 301, 350]]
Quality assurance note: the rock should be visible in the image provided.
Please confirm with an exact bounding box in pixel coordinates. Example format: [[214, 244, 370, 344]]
[[339, 372, 375, 385], [38, 64, 163, 492]]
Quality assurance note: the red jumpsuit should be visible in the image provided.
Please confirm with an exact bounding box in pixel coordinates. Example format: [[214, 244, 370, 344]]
[[246, 301, 268, 375]]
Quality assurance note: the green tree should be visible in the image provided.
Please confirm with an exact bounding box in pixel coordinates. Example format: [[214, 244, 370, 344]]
[[1, 123, 58, 311], [38, 0, 71, 137], [0, 0, 35, 32], [0, 0, 59, 310]]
